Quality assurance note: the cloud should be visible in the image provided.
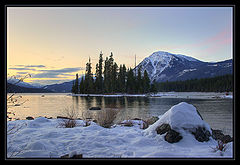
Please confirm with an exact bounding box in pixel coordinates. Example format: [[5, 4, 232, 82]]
[[38, 67, 85, 73], [29, 79, 71, 86], [9, 66, 85, 85], [25, 65, 46, 68], [32, 67, 85, 79], [16, 72, 29, 75], [9, 67, 36, 71], [32, 73, 70, 78]]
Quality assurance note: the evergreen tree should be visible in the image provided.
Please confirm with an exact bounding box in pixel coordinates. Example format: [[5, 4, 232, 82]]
[[111, 62, 118, 93], [71, 73, 79, 94], [85, 57, 94, 94], [103, 57, 110, 93], [143, 70, 150, 93], [71, 80, 75, 94], [79, 76, 84, 94], [156, 74, 232, 92], [95, 51, 104, 93], [150, 79, 157, 93], [117, 64, 127, 93], [126, 68, 136, 93], [136, 66, 143, 93]]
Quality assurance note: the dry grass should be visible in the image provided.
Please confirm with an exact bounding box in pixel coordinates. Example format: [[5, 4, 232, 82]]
[[58, 106, 79, 128], [210, 140, 228, 156], [94, 108, 120, 128]]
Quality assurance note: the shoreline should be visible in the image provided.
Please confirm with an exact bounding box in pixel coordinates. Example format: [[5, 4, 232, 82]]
[[70, 92, 233, 99]]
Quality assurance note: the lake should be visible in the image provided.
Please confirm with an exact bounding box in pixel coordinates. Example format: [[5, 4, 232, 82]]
[[7, 93, 233, 136]]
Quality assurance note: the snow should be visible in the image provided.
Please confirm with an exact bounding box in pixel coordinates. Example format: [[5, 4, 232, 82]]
[[177, 68, 197, 77], [174, 54, 199, 62], [147, 51, 173, 76], [71, 94, 146, 97], [7, 104, 233, 158], [143, 102, 211, 137]]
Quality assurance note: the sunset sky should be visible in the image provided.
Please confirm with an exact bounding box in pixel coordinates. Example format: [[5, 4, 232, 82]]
[[7, 7, 233, 85]]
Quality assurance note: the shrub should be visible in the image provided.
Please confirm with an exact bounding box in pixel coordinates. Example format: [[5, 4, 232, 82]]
[[94, 108, 120, 128], [58, 106, 79, 128], [211, 140, 228, 156]]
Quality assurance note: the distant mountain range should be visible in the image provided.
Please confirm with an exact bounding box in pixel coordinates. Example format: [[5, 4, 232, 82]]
[[7, 51, 232, 93], [7, 83, 52, 93]]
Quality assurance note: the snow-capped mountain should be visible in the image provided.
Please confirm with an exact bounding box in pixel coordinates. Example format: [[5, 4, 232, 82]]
[[7, 78, 43, 88], [134, 51, 232, 82]]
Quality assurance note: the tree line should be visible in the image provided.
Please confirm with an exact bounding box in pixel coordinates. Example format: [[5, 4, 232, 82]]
[[156, 74, 233, 92], [71, 52, 156, 94]]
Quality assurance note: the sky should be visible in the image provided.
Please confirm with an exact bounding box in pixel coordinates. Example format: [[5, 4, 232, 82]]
[[7, 7, 233, 85]]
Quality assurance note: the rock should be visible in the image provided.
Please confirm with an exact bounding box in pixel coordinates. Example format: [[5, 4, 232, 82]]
[[26, 116, 34, 120], [146, 116, 159, 125], [155, 123, 171, 135], [221, 135, 233, 143], [60, 154, 83, 159], [191, 127, 211, 142], [89, 107, 101, 110], [164, 129, 183, 143], [212, 129, 233, 143], [131, 118, 142, 120], [57, 116, 70, 119]]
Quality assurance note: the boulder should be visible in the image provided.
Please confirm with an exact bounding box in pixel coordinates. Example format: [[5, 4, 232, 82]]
[[57, 116, 70, 119], [164, 129, 183, 143], [190, 127, 211, 142], [89, 107, 101, 110], [144, 102, 213, 143], [155, 123, 171, 135], [26, 116, 34, 120], [212, 129, 233, 143], [60, 154, 83, 159], [146, 116, 159, 125]]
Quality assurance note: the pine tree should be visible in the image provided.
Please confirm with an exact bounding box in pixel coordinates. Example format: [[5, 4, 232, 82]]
[[71, 80, 75, 94], [79, 76, 84, 94], [136, 66, 143, 93], [103, 57, 110, 93], [150, 79, 157, 93], [126, 68, 136, 93], [95, 51, 104, 93], [112, 62, 118, 93], [85, 57, 94, 94], [143, 70, 150, 93], [71, 73, 79, 94]]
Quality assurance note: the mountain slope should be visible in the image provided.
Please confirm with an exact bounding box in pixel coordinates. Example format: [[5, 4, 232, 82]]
[[7, 79, 43, 88], [7, 83, 52, 93], [42, 80, 75, 93], [134, 51, 232, 82]]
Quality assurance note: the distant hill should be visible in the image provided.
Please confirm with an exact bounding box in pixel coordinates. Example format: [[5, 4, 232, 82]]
[[7, 83, 53, 93], [7, 78, 43, 88], [42, 79, 77, 93]]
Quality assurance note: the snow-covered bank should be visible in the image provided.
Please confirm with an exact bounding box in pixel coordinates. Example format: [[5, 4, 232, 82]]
[[7, 102, 233, 158], [70, 92, 233, 99]]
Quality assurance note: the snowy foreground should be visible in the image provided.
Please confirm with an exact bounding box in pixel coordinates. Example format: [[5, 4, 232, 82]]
[[7, 102, 233, 159]]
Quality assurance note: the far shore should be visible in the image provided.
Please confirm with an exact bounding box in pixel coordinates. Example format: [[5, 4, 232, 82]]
[[70, 92, 233, 99]]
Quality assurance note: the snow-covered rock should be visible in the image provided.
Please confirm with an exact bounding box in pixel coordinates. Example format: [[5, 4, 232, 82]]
[[144, 102, 212, 143]]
